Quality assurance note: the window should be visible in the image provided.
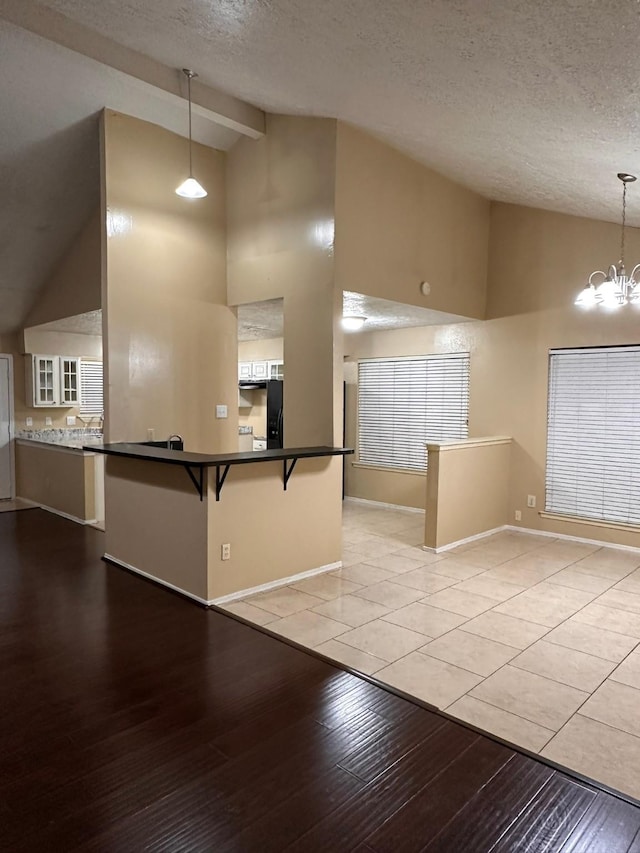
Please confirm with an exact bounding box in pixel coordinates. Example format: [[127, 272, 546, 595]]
[[79, 360, 103, 418], [357, 353, 470, 472], [546, 346, 640, 525]]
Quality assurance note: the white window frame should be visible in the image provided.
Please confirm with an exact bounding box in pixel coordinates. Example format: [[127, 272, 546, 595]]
[[357, 353, 470, 473], [546, 345, 640, 526]]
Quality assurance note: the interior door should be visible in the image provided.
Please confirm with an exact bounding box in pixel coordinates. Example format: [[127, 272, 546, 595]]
[[0, 356, 12, 500]]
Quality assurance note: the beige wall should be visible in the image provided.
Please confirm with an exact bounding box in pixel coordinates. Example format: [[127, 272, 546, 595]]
[[25, 208, 101, 328], [102, 110, 238, 452], [16, 442, 97, 521], [227, 115, 343, 446], [346, 202, 640, 547], [425, 439, 511, 550], [334, 123, 491, 319], [103, 454, 343, 603]]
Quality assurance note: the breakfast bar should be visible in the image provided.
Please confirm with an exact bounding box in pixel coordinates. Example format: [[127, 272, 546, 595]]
[[90, 442, 353, 606]]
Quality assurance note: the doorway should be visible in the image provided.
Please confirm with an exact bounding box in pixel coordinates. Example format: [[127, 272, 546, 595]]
[[0, 355, 14, 500]]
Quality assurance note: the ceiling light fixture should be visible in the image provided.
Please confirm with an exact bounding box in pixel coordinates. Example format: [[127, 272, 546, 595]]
[[342, 315, 367, 331], [175, 69, 207, 199], [575, 173, 640, 309]]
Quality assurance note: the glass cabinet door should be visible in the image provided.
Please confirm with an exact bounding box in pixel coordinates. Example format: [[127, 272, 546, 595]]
[[36, 357, 56, 405], [61, 358, 79, 404]]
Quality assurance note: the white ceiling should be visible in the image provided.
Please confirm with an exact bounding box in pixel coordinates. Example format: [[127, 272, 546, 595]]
[[4, 0, 640, 333]]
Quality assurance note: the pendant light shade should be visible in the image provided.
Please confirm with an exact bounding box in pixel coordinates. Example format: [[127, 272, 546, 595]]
[[175, 68, 207, 199]]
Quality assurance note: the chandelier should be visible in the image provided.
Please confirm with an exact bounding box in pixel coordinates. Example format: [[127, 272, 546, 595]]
[[575, 173, 640, 309]]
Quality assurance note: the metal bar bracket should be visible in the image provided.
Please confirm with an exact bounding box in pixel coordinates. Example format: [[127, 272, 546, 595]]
[[283, 457, 298, 491], [185, 465, 205, 501], [215, 464, 231, 501]]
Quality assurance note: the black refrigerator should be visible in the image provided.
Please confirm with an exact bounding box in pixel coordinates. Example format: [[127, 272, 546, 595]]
[[266, 380, 284, 449]]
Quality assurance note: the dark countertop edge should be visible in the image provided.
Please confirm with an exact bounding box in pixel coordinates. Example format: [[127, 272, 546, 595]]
[[84, 443, 354, 468]]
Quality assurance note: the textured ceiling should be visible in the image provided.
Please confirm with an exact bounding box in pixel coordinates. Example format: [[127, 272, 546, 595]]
[[33, 0, 640, 225], [34, 309, 103, 336], [237, 294, 468, 341], [5, 0, 640, 336]]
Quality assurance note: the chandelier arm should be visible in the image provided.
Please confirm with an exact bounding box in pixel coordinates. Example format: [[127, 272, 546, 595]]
[[588, 270, 608, 286], [628, 264, 640, 281]]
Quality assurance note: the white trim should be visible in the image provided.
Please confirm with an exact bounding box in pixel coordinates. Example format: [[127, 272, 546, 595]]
[[423, 525, 508, 553], [34, 502, 97, 526], [104, 554, 210, 606], [427, 436, 512, 453], [211, 561, 342, 605], [504, 524, 640, 555], [344, 496, 424, 514], [0, 354, 15, 499]]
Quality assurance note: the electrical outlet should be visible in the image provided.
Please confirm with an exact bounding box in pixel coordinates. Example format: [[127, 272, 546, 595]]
[[216, 405, 228, 419], [221, 543, 231, 561], [515, 510, 522, 521], [527, 495, 536, 508], [45, 417, 52, 426], [25, 417, 33, 427], [147, 428, 155, 440], [66, 416, 76, 426]]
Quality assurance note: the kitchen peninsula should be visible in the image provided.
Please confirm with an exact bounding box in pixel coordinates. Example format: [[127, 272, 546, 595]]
[[90, 442, 352, 605]]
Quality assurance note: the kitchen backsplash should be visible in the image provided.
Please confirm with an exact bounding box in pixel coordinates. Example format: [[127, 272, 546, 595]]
[[16, 427, 103, 440]]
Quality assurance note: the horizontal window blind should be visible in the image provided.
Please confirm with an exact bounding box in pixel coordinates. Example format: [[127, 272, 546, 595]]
[[358, 353, 470, 471], [546, 346, 640, 525], [80, 360, 103, 417]]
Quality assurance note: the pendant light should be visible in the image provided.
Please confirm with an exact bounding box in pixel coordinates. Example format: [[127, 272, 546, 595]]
[[575, 173, 640, 308], [175, 69, 207, 199]]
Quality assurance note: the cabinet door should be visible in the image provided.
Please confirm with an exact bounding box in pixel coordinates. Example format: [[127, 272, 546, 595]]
[[34, 356, 58, 406], [238, 362, 253, 381], [268, 360, 284, 380], [252, 360, 268, 380], [60, 358, 80, 405]]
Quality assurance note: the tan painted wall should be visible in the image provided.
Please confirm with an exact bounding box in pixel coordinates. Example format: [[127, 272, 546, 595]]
[[227, 115, 343, 446], [25, 208, 101, 328], [345, 202, 640, 547], [16, 442, 97, 521], [425, 439, 511, 550], [102, 110, 238, 452], [207, 455, 343, 599], [102, 454, 343, 603], [334, 123, 491, 319]]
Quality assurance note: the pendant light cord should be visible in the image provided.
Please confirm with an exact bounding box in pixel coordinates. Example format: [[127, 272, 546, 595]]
[[621, 179, 627, 267], [187, 72, 194, 177]]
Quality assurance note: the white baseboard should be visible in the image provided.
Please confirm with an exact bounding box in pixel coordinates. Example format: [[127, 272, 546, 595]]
[[504, 524, 640, 555], [423, 525, 508, 553], [211, 561, 342, 605], [103, 553, 343, 608], [104, 554, 211, 606], [344, 496, 424, 515], [32, 502, 98, 526]]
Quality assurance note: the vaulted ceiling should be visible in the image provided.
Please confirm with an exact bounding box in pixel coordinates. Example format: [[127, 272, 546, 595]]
[[2, 0, 640, 334]]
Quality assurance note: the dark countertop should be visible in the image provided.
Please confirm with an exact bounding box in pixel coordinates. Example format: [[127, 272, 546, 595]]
[[86, 442, 354, 468]]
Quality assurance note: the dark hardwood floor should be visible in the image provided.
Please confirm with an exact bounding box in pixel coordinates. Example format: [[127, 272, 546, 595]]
[[2, 508, 640, 851]]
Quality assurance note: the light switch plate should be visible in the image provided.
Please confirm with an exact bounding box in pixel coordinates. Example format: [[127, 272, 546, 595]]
[[45, 417, 52, 426], [66, 416, 76, 426], [216, 405, 228, 419], [25, 417, 33, 427]]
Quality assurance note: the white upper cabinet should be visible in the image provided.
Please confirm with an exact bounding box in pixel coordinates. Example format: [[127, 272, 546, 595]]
[[26, 355, 81, 407]]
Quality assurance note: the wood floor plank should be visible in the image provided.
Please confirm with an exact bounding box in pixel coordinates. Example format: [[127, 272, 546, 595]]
[[1, 510, 640, 853]]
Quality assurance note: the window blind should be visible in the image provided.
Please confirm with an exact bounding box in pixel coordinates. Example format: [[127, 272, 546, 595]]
[[80, 360, 103, 417], [546, 346, 640, 525], [357, 353, 470, 471]]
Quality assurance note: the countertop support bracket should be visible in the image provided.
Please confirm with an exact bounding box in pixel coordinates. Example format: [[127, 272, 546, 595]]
[[185, 465, 205, 501], [283, 457, 298, 490], [215, 464, 231, 502]]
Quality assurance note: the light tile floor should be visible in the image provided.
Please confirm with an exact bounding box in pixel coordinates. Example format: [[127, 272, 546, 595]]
[[220, 499, 640, 801]]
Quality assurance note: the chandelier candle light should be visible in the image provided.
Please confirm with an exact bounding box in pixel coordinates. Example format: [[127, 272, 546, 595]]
[[575, 173, 640, 308], [175, 69, 207, 199]]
